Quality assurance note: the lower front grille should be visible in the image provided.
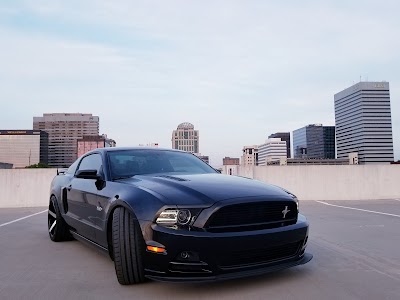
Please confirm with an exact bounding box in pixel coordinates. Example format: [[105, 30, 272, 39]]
[[217, 242, 301, 268]]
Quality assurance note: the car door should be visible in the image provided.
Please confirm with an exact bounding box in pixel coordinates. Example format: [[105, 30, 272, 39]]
[[66, 153, 103, 241]]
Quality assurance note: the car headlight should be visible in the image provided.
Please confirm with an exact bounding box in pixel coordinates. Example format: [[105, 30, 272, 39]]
[[156, 208, 200, 228]]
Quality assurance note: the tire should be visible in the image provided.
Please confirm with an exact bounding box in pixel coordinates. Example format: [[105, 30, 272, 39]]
[[112, 207, 146, 285], [48, 195, 70, 242]]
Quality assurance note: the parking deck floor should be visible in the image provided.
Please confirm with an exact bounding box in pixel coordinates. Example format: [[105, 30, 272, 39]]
[[1, 200, 400, 300]]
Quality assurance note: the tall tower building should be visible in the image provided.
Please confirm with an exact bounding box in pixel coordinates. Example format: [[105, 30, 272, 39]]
[[293, 124, 335, 159], [241, 145, 258, 166], [258, 138, 287, 166], [268, 132, 291, 158], [171, 122, 199, 153], [334, 82, 394, 164], [33, 113, 99, 167]]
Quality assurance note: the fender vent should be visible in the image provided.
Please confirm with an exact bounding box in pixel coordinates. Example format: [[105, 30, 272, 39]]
[[62, 187, 68, 213]]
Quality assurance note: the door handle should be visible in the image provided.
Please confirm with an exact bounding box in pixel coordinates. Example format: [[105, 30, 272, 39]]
[[67, 185, 72, 191]]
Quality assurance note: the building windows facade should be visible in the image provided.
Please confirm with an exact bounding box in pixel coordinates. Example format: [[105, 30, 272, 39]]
[[33, 113, 99, 167], [334, 82, 394, 164], [0, 130, 48, 168], [293, 124, 335, 159], [171, 122, 200, 154]]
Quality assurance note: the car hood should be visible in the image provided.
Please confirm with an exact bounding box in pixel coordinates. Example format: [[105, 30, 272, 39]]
[[119, 173, 294, 207]]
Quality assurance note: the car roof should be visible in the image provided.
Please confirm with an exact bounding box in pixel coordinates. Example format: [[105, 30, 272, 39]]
[[87, 147, 185, 155]]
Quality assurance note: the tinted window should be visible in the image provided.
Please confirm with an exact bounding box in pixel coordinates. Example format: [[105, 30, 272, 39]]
[[108, 150, 216, 179], [77, 154, 103, 174]]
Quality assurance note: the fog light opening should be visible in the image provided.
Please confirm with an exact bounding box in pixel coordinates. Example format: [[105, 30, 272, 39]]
[[180, 251, 190, 259]]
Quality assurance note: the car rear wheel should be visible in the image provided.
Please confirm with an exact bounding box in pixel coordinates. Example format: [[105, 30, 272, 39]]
[[48, 195, 70, 242], [112, 207, 146, 285]]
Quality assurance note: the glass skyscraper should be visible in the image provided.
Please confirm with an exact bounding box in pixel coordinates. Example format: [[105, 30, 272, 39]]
[[293, 124, 335, 159]]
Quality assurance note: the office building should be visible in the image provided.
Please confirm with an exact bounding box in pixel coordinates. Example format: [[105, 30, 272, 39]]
[[268, 158, 349, 166], [241, 145, 258, 166], [223, 157, 240, 165], [139, 143, 159, 148], [171, 122, 199, 153], [268, 132, 291, 158], [33, 113, 99, 167], [0, 162, 13, 169], [77, 134, 116, 158], [334, 82, 394, 164], [195, 154, 209, 164], [293, 124, 335, 159], [221, 165, 239, 176], [258, 138, 287, 166], [0, 130, 48, 168]]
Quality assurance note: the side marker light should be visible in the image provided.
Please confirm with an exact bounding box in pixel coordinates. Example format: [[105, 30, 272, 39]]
[[147, 246, 166, 253]]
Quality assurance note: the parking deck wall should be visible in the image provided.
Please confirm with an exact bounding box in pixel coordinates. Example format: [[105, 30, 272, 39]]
[[0, 165, 399, 208]]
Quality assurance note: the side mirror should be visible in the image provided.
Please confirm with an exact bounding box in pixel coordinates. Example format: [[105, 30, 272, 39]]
[[76, 169, 102, 180]]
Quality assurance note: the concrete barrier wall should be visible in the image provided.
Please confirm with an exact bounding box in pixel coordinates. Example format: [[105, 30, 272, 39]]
[[239, 165, 400, 201], [0, 169, 57, 208], [0, 165, 399, 208]]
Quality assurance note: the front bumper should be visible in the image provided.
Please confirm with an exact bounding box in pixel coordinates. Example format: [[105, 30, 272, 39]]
[[142, 214, 312, 282]]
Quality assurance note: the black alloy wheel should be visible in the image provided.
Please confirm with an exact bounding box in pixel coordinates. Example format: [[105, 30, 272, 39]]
[[48, 195, 69, 242]]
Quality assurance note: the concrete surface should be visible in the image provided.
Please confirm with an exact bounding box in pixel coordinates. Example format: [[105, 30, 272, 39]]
[[1, 165, 400, 208], [1, 200, 400, 300]]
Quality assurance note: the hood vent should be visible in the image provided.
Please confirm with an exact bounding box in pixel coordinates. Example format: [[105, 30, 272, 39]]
[[156, 175, 188, 182]]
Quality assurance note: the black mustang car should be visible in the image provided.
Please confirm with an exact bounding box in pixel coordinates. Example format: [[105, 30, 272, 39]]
[[48, 147, 312, 285]]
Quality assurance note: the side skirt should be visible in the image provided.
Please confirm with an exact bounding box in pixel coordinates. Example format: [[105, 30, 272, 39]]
[[70, 231, 110, 258]]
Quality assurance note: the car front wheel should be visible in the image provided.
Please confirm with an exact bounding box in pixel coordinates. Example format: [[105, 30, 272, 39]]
[[112, 207, 146, 285], [48, 195, 70, 242]]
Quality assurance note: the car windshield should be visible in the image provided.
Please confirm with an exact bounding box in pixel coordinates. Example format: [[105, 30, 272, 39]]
[[108, 150, 216, 179]]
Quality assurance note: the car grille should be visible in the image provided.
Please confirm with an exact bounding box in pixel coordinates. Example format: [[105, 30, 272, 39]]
[[205, 201, 298, 232], [217, 242, 301, 268]]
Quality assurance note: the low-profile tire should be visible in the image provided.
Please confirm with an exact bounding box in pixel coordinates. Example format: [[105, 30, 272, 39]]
[[112, 207, 146, 285], [48, 195, 70, 242]]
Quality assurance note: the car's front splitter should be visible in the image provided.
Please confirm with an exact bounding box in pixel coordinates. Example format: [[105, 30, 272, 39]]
[[145, 253, 313, 283]]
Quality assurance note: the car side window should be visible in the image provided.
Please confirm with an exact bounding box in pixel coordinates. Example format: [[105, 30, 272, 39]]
[[76, 154, 103, 175]]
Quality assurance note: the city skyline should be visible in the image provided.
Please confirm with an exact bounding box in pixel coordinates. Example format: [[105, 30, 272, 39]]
[[1, 1, 399, 165]]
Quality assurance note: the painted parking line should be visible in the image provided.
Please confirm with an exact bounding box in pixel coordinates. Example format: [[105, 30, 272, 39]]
[[0, 210, 47, 228], [316, 201, 400, 218]]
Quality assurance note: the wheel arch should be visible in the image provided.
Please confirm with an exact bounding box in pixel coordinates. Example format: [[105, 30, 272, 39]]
[[106, 200, 139, 260]]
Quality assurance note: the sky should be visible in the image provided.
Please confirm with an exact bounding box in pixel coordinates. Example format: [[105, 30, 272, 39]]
[[0, 0, 399, 166]]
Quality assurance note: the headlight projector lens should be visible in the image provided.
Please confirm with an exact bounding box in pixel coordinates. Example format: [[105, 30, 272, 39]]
[[177, 209, 191, 225]]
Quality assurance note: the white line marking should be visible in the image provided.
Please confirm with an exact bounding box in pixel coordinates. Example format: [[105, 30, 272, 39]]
[[0, 210, 47, 228], [316, 201, 400, 218]]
